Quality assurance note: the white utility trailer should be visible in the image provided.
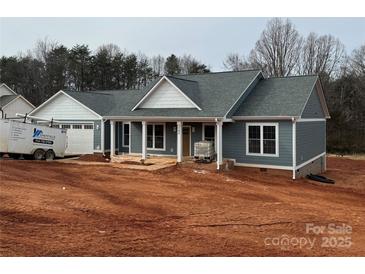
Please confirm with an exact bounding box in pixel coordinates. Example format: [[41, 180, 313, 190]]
[[0, 118, 67, 160]]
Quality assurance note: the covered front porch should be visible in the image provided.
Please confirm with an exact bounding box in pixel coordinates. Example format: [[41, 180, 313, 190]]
[[108, 119, 224, 170]]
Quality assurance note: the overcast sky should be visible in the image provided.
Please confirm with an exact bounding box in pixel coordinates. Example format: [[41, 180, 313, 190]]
[[1, 17, 364, 71]]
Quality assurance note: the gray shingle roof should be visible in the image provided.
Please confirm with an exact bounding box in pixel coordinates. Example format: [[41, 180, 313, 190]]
[[63, 90, 139, 117], [233, 75, 319, 117], [65, 70, 261, 118], [166, 76, 202, 108], [63, 71, 319, 120], [0, 95, 18, 108]]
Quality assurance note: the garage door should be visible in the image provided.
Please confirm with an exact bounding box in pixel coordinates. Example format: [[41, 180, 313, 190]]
[[60, 124, 94, 155]]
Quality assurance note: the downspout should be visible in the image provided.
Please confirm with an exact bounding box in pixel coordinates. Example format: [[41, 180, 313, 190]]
[[292, 117, 297, 180]]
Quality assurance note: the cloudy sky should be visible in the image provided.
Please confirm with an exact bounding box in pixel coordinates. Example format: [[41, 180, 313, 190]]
[[1, 17, 364, 71]]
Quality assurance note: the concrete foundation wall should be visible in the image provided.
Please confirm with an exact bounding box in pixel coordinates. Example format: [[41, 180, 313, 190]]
[[295, 155, 326, 178]]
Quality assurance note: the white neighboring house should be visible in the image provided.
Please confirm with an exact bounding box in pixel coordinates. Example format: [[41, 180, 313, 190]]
[[29, 90, 104, 156], [0, 83, 35, 119]]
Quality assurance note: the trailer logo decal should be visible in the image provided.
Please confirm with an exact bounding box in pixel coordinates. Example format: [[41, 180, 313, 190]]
[[32, 128, 56, 145], [33, 128, 43, 138]]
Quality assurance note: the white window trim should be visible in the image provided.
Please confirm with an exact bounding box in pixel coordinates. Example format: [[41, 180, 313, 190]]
[[147, 123, 166, 151], [246, 122, 279, 157], [122, 122, 131, 148]]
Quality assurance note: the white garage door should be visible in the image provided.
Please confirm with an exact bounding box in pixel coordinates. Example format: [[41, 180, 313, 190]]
[[60, 123, 94, 155]]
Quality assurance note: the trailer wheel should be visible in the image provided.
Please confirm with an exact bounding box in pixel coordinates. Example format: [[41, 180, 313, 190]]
[[33, 149, 45, 160], [45, 150, 55, 161]]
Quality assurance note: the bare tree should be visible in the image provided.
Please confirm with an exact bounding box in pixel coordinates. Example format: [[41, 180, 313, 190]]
[[150, 55, 165, 76], [350, 44, 365, 76], [223, 53, 251, 71], [179, 54, 195, 74], [96, 43, 121, 58], [249, 18, 303, 77], [179, 54, 210, 74], [301, 32, 345, 79], [33, 37, 58, 63], [136, 53, 153, 88]]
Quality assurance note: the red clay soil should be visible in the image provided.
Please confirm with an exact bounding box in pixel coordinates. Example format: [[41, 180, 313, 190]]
[[0, 157, 364, 256]]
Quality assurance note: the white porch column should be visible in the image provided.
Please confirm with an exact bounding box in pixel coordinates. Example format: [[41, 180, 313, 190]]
[[142, 121, 147, 160], [292, 118, 297, 180], [101, 119, 105, 154], [110, 120, 115, 156], [216, 120, 223, 170], [177, 121, 183, 163]]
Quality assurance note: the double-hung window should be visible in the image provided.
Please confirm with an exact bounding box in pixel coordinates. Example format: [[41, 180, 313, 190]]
[[147, 123, 165, 150], [246, 123, 278, 156], [123, 122, 130, 147]]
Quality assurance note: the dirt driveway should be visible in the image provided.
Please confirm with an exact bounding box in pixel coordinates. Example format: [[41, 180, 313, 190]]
[[0, 157, 364, 256]]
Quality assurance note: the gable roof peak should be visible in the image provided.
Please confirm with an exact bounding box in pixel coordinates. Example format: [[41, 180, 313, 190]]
[[0, 83, 17, 95]]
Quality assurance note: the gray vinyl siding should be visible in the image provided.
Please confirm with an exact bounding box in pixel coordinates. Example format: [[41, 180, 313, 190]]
[[156, 122, 176, 155], [301, 88, 325, 118], [223, 121, 293, 167], [130, 122, 142, 153], [104, 120, 110, 150], [118, 122, 129, 153], [103, 120, 118, 151], [186, 123, 203, 154], [130, 122, 177, 155], [296, 121, 326, 165], [93, 120, 102, 151], [130, 122, 204, 156]]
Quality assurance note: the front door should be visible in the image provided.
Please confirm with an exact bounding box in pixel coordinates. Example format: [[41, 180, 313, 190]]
[[183, 126, 191, 156]]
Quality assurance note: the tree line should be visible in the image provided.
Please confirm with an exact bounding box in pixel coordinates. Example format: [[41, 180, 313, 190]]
[[0, 18, 364, 153], [0, 41, 210, 106]]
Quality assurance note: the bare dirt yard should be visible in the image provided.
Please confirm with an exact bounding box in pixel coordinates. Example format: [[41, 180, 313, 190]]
[[0, 156, 364, 256]]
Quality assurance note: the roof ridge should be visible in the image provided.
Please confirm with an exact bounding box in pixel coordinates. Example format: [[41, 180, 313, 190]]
[[167, 75, 198, 83], [64, 90, 113, 96], [172, 69, 262, 77], [267, 74, 319, 79]]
